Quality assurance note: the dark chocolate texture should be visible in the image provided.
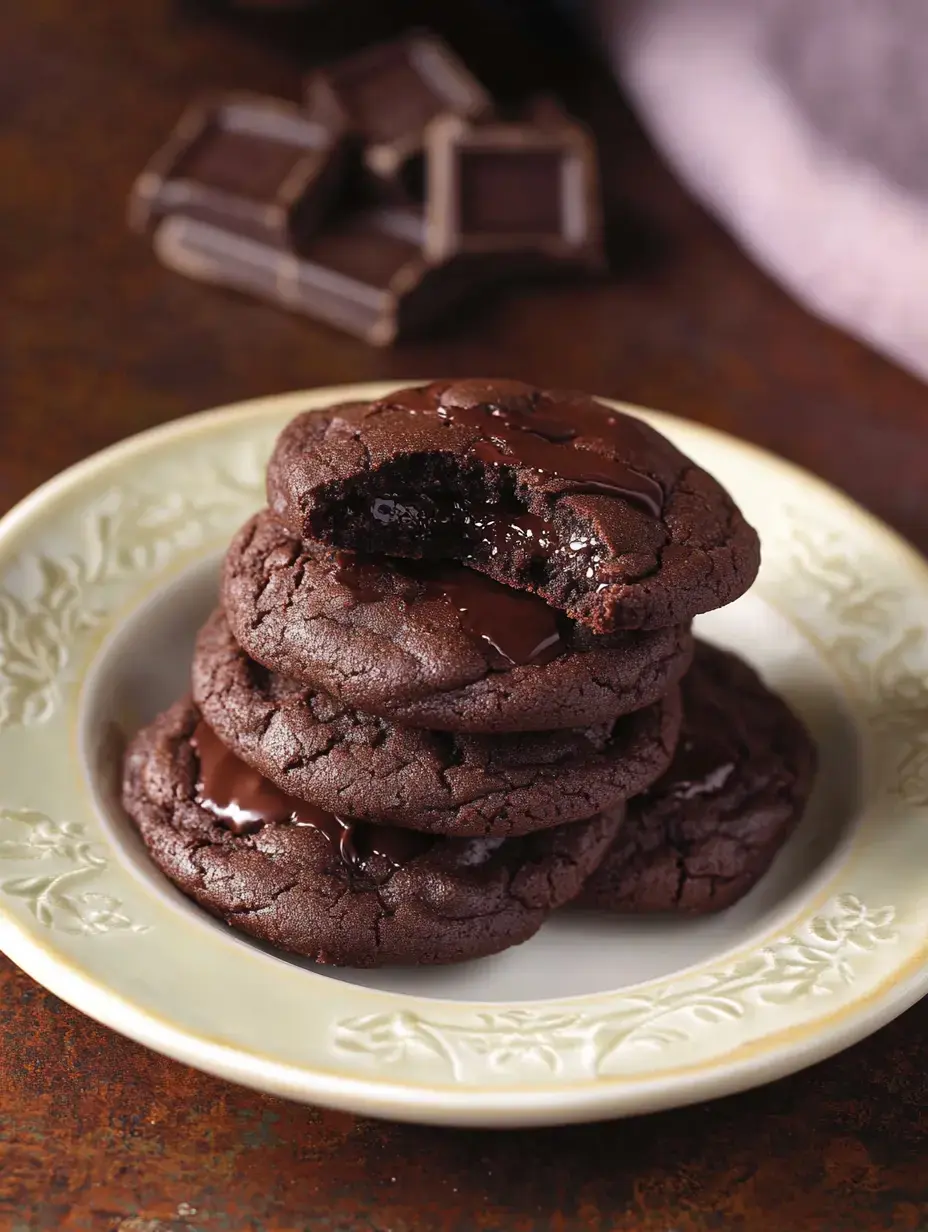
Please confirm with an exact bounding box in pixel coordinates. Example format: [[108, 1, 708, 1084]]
[[578, 642, 817, 915], [303, 34, 492, 185], [436, 378, 665, 513], [335, 560, 564, 666], [152, 214, 507, 346], [265, 381, 761, 631], [128, 94, 347, 248], [123, 699, 623, 967], [222, 510, 694, 732], [191, 608, 682, 836], [425, 111, 604, 266]]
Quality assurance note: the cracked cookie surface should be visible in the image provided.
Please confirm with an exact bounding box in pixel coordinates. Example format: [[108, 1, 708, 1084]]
[[265, 381, 760, 632], [223, 510, 694, 733], [578, 641, 817, 915], [191, 609, 682, 836], [122, 698, 623, 966]]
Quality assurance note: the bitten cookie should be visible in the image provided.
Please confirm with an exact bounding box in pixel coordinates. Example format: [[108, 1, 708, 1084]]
[[222, 510, 694, 732], [122, 698, 623, 967], [578, 641, 817, 915], [191, 608, 682, 836], [265, 381, 760, 631]]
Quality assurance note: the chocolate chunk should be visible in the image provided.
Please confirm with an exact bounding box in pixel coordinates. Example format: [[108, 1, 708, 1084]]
[[423, 108, 604, 266], [152, 209, 495, 345], [128, 94, 347, 248], [303, 33, 493, 186], [436, 378, 665, 510]]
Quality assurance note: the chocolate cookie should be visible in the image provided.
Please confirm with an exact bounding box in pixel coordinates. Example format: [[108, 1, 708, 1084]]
[[578, 641, 817, 915], [191, 609, 682, 836], [222, 511, 694, 733], [265, 381, 760, 632], [123, 699, 623, 967]]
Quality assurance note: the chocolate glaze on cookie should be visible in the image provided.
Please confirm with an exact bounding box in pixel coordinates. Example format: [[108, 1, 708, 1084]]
[[578, 641, 817, 915], [191, 608, 682, 836], [265, 381, 760, 631], [191, 717, 431, 867], [222, 511, 694, 732], [123, 699, 624, 966]]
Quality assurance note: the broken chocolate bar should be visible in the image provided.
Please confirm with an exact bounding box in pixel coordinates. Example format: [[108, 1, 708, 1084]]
[[423, 108, 604, 267], [128, 93, 347, 249], [303, 33, 493, 188], [152, 209, 496, 345]]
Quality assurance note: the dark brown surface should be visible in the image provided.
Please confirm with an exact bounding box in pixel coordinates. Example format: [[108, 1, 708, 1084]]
[[221, 510, 693, 733], [3, 1, 928, 1229]]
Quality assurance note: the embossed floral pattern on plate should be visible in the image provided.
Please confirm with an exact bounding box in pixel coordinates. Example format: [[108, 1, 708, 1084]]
[[0, 460, 267, 731], [334, 895, 898, 1079], [0, 809, 146, 935]]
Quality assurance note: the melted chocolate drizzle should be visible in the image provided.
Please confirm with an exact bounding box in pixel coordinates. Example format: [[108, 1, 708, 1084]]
[[191, 721, 430, 869], [334, 557, 565, 668], [420, 564, 563, 667], [433, 383, 665, 517]]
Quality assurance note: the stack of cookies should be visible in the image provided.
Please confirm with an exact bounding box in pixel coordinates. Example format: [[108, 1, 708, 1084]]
[[123, 380, 816, 967]]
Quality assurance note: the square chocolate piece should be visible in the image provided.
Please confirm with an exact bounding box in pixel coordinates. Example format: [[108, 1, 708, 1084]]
[[128, 94, 347, 249], [303, 33, 492, 183], [424, 111, 604, 267], [152, 208, 490, 346]]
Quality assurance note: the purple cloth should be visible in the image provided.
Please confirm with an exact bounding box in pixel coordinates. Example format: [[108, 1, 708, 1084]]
[[596, 0, 928, 382]]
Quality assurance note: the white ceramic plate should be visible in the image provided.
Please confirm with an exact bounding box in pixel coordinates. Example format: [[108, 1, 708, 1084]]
[[1, 385, 926, 1128]]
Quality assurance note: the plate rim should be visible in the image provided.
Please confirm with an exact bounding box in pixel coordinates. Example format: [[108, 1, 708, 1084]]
[[3, 905, 928, 1127], [1, 381, 926, 1127]]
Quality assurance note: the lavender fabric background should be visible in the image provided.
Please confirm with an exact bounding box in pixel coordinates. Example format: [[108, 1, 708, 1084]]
[[594, 0, 928, 384]]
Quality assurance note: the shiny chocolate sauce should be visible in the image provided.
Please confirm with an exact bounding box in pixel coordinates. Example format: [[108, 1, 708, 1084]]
[[191, 721, 430, 869], [420, 565, 563, 667], [334, 558, 565, 667], [434, 384, 665, 517]]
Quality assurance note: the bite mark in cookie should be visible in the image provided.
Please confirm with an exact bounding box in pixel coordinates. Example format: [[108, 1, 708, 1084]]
[[265, 381, 760, 631]]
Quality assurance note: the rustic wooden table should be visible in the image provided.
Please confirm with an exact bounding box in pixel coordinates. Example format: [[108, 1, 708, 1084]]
[[3, 3, 928, 1229]]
